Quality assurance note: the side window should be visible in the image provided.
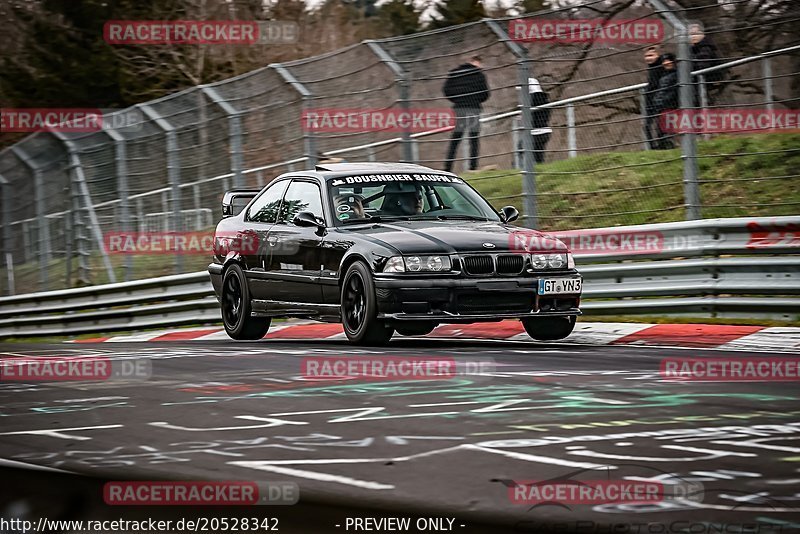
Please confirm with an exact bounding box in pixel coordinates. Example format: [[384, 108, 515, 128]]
[[247, 180, 289, 223], [279, 180, 324, 224]]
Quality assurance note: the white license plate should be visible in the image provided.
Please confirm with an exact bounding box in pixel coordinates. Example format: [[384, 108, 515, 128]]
[[538, 278, 582, 295]]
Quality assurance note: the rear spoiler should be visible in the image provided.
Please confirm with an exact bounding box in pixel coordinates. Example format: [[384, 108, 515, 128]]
[[222, 188, 261, 218]]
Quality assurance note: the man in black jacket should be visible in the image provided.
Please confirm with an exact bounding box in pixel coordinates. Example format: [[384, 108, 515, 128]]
[[690, 23, 725, 104], [442, 55, 490, 172], [643, 46, 665, 149], [654, 53, 678, 149]]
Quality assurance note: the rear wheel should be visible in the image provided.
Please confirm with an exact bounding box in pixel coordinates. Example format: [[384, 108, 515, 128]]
[[395, 322, 437, 337], [222, 264, 271, 340], [522, 316, 576, 341], [341, 262, 394, 345]]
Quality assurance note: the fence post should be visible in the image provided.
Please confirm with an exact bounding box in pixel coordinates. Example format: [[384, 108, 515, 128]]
[[485, 19, 538, 228], [762, 56, 774, 112], [648, 0, 701, 220], [0, 173, 14, 295], [10, 146, 51, 290], [139, 104, 184, 273], [104, 125, 132, 281], [365, 40, 414, 163], [697, 74, 710, 141], [678, 26, 701, 219], [271, 64, 317, 168], [68, 156, 90, 286], [566, 104, 577, 158], [201, 85, 244, 188], [51, 134, 117, 285], [698, 75, 708, 112], [639, 88, 650, 150]]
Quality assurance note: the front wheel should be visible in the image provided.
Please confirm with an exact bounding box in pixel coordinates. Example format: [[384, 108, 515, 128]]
[[222, 264, 271, 340], [341, 262, 394, 345], [522, 316, 576, 341]]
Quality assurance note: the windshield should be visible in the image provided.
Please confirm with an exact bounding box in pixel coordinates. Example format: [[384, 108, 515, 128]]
[[328, 173, 501, 225]]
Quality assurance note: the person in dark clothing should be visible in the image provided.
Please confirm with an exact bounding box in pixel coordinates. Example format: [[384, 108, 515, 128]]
[[442, 55, 490, 172], [516, 77, 551, 164], [643, 46, 665, 149], [690, 23, 725, 104], [653, 53, 678, 149]]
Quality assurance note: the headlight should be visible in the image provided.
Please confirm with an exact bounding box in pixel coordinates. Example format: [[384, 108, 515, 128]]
[[383, 255, 451, 273], [531, 254, 548, 269], [384, 256, 406, 273], [547, 253, 566, 269], [530, 253, 571, 269]]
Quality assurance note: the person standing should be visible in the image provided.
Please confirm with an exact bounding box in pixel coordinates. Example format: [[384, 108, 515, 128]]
[[690, 22, 725, 104], [517, 77, 551, 164], [442, 55, 490, 172], [643, 46, 665, 149], [654, 53, 678, 149]]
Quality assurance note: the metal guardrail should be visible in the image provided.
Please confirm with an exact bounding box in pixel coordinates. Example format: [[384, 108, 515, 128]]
[[0, 216, 797, 337]]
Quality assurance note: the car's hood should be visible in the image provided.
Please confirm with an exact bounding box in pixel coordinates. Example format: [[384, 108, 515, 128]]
[[341, 220, 567, 255]]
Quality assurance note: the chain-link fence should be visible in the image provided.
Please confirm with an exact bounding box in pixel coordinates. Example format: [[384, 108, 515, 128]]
[[1, 0, 798, 295]]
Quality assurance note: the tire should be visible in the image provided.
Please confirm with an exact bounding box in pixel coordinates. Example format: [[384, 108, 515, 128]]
[[395, 322, 437, 337], [522, 316, 576, 341], [341, 262, 394, 345], [221, 264, 271, 340]]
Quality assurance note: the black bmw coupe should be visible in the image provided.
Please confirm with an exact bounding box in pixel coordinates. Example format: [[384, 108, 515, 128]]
[[209, 163, 582, 344]]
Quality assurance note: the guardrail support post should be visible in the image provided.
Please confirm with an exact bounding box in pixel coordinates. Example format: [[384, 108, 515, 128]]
[[485, 19, 538, 228], [365, 40, 415, 163], [0, 174, 13, 295], [566, 104, 577, 158], [201, 86, 244, 188], [139, 104, 184, 273], [11, 146, 51, 290], [271, 64, 317, 168]]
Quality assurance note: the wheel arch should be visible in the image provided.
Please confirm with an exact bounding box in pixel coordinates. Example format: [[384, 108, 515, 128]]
[[338, 253, 372, 288]]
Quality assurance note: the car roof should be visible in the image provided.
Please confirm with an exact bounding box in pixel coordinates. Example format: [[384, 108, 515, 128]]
[[314, 162, 448, 176]]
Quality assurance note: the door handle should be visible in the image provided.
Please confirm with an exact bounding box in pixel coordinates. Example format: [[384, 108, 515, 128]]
[[268, 236, 279, 247]]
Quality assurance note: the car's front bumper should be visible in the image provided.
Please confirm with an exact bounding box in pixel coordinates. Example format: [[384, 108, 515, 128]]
[[373, 273, 582, 322]]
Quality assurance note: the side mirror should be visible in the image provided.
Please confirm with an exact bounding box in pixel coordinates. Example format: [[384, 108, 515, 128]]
[[222, 190, 259, 218], [499, 205, 519, 223], [293, 211, 324, 228]]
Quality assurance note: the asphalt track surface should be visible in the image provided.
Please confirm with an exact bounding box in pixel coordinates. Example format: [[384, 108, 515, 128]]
[[1, 336, 800, 533]]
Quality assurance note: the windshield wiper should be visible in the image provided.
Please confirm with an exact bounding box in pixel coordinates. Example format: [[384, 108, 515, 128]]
[[340, 214, 412, 224], [422, 214, 491, 221]]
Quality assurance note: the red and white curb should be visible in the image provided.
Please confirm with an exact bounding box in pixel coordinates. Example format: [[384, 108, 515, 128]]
[[69, 321, 800, 352]]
